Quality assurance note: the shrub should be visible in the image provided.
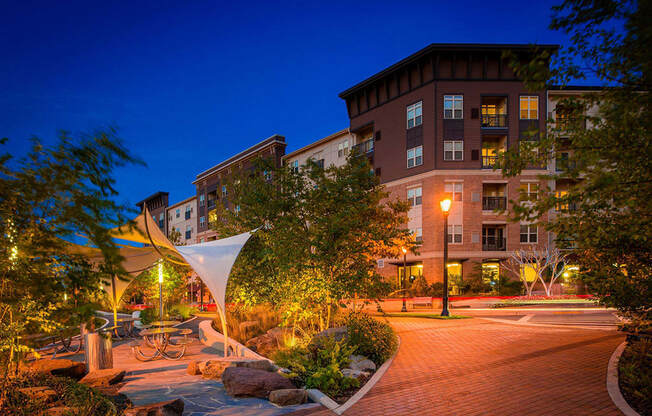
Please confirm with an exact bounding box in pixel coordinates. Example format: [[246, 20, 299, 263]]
[[619, 337, 652, 415], [139, 307, 156, 325], [496, 275, 523, 296], [429, 282, 444, 297], [1, 372, 118, 415], [168, 304, 198, 320], [344, 312, 398, 365], [411, 275, 430, 297], [273, 336, 358, 398]]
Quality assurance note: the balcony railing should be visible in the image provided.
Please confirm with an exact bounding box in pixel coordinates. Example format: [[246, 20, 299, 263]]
[[481, 114, 508, 128], [482, 196, 506, 211], [207, 200, 216, 209], [481, 155, 499, 168], [353, 139, 374, 154], [185, 211, 191, 220], [482, 237, 506, 251]]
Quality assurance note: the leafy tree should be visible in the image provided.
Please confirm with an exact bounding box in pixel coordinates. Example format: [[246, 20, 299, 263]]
[[500, 0, 651, 317], [126, 261, 190, 317], [212, 152, 414, 331], [0, 129, 141, 387]]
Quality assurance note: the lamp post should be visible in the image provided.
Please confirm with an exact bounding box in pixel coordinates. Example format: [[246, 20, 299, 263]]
[[440, 198, 451, 317], [401, 247, 408, 312], [158, 261, 164, 320]]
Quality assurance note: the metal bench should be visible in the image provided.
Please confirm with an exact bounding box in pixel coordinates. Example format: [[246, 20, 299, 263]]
[[412, 297, 433, 308]]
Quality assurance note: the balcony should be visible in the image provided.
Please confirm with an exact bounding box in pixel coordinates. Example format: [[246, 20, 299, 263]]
[[483, 196, 506, 211], [481, 114, 508, 128], [353, 139, 374, 154], [481, 155, 498, 168], [483, 237, 506, 251], [207, 200, 216, 209]]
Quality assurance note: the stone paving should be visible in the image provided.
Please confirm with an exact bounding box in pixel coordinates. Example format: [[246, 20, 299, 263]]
[[291, 317, 625, 416]]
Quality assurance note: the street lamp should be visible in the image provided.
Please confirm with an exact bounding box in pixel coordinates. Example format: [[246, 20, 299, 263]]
[[401, 247, 408, 312], [158, 261, 164, 320], [440, 198, 451, 317]]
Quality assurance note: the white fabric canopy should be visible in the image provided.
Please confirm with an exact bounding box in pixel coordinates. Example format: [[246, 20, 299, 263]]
[[174, 230, 255, 313]]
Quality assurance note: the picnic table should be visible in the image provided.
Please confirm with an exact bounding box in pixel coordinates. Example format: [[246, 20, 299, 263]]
[[22, 327, 83, 358], [131, 327, 190, 361], [114, 317, 137, 338], [149, 320, 181, 327]]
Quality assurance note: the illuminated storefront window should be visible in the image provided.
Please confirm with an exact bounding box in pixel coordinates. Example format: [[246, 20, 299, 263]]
[[447, 262, 463, 294], [482, 262, 500, 283], [398, 263, 423, 287]]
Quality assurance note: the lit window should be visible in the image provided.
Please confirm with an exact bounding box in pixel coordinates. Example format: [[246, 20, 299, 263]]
[[222, 185, 227, 197], [447, 225, 462, 244], [444, 141, 463, 161], [412, 227, 423, 242], [444, 182, 463, 202], [407, 101, 423, 129], [407, 145, 423, 168], [338, 140, 349, 158], [444, 95, 463, 119], [520, 225, 537, 243], [520, 96, 539, 120], [407, 187, 422, 206], [519, 182, 538, 201]]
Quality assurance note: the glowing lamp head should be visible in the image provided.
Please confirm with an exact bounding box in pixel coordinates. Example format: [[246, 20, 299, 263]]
[[401, 247, 407, 254], [158, 262, 163, 283], [440, 198, 452, 213]]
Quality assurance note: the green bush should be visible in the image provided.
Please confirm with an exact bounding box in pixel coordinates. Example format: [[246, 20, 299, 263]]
[[273, 336, 358, 398], [139, 307, 157, 325], [411, 275, 430, 297], [429, 282, 444, 297], [344, 312, 398, 365], [495, 275, 523, 296], [619, 338, 652, 415], [168, 304, 198, 320], [2, 372, 118, 415]]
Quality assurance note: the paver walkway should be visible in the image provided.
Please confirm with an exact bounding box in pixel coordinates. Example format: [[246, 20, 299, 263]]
[[295, 317, 625, 416]]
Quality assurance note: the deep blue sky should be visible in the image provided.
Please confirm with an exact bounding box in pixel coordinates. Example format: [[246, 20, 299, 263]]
[[1, 0, 576, 208]]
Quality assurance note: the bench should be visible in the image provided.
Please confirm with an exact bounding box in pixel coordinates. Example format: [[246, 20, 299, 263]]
[[412, 297, 433, 309]]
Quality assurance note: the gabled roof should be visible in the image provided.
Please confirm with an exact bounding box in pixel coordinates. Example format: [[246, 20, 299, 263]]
[[338, 43, 559, 99]]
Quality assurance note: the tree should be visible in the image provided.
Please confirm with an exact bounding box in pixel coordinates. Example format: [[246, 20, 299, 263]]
[[499, 0, 651, 317], [0, 129, 141, 384], [126, 260, 190, 316], [212, 152, 414, 331], [503, 248, 568, 297]]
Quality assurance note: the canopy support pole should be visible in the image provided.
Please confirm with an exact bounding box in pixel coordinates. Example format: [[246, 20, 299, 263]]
[[215, 302, 229, 357], [111, 274, 118, 327]]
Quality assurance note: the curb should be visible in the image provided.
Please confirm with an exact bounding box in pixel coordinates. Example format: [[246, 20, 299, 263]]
[[478, 316, 617, 331], [607, 341, 640, 416]]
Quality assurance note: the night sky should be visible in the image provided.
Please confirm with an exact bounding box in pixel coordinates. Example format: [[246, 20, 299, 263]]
[[1, 0, 577, 209]]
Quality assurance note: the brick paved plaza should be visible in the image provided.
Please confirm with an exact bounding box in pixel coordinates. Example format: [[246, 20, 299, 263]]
[[294, 317, 625, 416]]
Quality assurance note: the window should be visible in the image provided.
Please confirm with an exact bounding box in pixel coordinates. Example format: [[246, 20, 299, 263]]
[[412, 227, 423, 242], [222, 185, 227, 197], [263, 170, 272, 181], [185, 225, 192, 240], [291, 160, 299, 172], [444, 182, 463, 202], [444, 141, 463, 161], [175, 208, 180, 218], [199, 216, 206, 226], [444, 95, 463, 119], [520, 225, 537, 243], [407, 101, 423, 128], [407, 187, 422, 206], [520, 96, 539, 119], [447, 225, 462, 244], [338, 140, 349, 158], [316, 159, 325, 169], [519, 182, 538, 201], [407, 146, 423, 168], [555, 189, 570, 212], [199, 194, 205, 205]]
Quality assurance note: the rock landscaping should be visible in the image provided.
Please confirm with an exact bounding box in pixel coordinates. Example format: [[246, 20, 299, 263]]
[[21, 358, 87, 380], [222, 367, 296, 398], [123, 398, 184, 416], [268, 388, 308, 406]]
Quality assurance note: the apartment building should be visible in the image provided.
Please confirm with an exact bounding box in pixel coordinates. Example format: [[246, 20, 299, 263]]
[[338, 43, 557, 289], [283, 129, 356, 170], [166, 195, 197, 245], [193, 135, 286, 242], [136, 191, 169, 235]]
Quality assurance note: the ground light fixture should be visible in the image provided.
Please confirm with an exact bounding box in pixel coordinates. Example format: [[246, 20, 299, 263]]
[[440, 198, 451, 317], [401, 246, 408, 312]]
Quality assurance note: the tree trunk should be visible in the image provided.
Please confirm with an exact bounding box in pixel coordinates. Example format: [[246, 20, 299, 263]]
[[84, 333, 113, 372]]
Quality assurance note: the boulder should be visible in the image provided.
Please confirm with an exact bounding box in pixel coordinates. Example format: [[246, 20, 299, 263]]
[[80, 369, 125, 387], [17, 386, 58, 403], [245, 333, 278, 357], [201, 360, 233, 379], [311, 327, 347, 345], [123, 398, 184, 416], [200, 358, 276, 379], [342, 368, 370, 382], [187, 361, 201, 376], [25, 359, 86, 380], [268, 389, 308, 406], [348, 355, 376, 372], [238, 359, 275, 372], [222, 367, 295, 398]]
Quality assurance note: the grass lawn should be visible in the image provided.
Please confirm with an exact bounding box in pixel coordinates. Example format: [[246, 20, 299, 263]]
[[380, 313, 470, 319]]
